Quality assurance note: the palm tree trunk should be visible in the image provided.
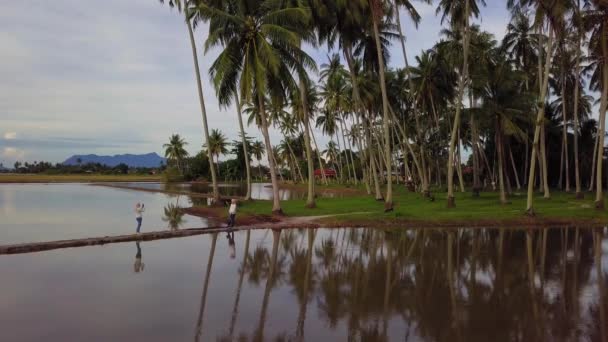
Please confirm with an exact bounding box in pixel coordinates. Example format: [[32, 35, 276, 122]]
[[595, 27, 608, 209], [573, 1, 583, 198], [302, 115, 316, 208], [509, 147, 522, 190], [343, 45, 381, 196], [370, 5, 393, 210], [447, 0, 470, 208], [308, 121, 328, 185], [457, 131, 465, 192], [389, 105, 425, 193], [540, 123, 550, 198], [234, 95, 251, 200], [194, 232, 217, 342], [393, 1, 429, 196], [340, 120, 359, 185], [590, 133, 599, 191], [471, 101, 481, 196], [353, 116, 372, 193], [560, 75, 570, 192], [257, 94, 282, 214], [186, 18, 219, 202], [338, 122, 354, 183], [526, 27, 554, 215], [496, 119, 507, 204]]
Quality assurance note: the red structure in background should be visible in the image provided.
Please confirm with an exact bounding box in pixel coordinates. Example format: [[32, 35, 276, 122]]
[[314, 168, 337, 178]]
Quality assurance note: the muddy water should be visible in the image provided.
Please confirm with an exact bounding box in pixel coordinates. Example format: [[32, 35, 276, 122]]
[[0, 185, 607, 341]]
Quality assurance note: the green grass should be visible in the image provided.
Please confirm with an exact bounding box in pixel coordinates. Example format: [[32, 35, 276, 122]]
[[236, 186, 608, 225], [0, 173, 161, 183]]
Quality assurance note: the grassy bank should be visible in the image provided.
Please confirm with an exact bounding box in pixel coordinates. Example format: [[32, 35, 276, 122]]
[[0, 174, 161, 183], [231, 187, 608, 227]]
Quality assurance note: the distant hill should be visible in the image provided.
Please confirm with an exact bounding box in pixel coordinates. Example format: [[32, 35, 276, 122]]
[[63, 153, 166, 168]]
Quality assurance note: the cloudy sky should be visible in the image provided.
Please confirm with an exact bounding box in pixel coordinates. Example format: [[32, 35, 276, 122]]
[[0, 0, 512, 166]]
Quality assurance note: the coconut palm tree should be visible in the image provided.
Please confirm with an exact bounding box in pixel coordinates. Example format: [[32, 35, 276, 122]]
[[368, 0, 395, 211], [392, 0, 432, 196], [199, 0, 315, 214], [251, 140, 265, 181], [204, 128, 228, 177], [481, 55, 532, 204], [436, 0, 486, 208], [160, 0, 220, 202], [583, 0, 608, 209], [163, 134, 189, 173]]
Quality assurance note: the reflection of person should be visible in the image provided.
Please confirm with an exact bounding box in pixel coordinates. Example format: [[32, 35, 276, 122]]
[[226, 231, 236, 259], [134, 242, 145, 273], [227, 199, 237, 228], [135, 203, 145, 233]]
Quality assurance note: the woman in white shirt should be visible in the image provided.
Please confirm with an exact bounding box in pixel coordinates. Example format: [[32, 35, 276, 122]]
[[135, 202, 145, 233], [228, 199, 237, 228]]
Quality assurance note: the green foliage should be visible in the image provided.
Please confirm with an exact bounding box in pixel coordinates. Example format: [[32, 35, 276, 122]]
[[162, 166, 184, 183]]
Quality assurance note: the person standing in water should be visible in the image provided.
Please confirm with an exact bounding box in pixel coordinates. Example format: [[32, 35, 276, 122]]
[[227, 199, 237, 228], [135, 202, 145, 233]]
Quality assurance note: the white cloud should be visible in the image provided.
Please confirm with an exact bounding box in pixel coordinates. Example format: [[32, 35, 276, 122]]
[[2, 147, 25, 160], [4, 132, 17, 140]]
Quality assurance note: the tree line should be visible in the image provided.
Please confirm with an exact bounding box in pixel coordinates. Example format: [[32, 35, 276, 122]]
[[160, 0, 607, 215]]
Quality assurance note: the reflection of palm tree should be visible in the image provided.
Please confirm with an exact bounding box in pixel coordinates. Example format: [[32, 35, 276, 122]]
[[227, 230, 251, 339], [162, 200, 186, 230], [295, 229, 316, 340], [254, 229, 282, 342], [195, 232, 218, 342]]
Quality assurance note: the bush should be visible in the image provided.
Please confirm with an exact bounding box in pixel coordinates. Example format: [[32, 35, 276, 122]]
[[162, 166, 184, 183]]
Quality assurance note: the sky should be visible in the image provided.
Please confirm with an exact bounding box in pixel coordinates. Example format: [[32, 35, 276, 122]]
[[0, 0, 513, 167]]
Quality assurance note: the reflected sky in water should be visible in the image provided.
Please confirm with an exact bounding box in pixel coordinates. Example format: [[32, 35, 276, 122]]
[[1, 225, 607, 341], [1, 185, 608, 341], [0, 184, 209, 244]]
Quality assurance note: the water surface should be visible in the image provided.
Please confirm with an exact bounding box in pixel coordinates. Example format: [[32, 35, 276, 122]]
[[0, 184, 207, 244], [1, 184, 607, 341]]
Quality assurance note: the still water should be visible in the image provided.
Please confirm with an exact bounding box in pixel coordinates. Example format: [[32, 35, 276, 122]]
[[108, 182, 345, 200], [0, 185, 607, 341], [0, 184, 209, 244]]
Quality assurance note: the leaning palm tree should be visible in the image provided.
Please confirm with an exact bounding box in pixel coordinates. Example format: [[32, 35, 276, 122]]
[[392, 0, 432, 197], [369, 0, 395, 211], [213, 86, 252, 200], [437, 0, 486, 208], [163, 134, 189, 173], [160, 0, 220, 203], [199, 0, 315, 214], [204, 128, 228, 177]]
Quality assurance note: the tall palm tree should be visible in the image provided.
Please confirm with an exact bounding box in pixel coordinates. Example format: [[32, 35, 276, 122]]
[[160, 0, 220, 202], [213, 84, 253, 199], [515, 0, 571, 214], [204, 128, 228, 177], [251, 140, 265, 181], [437, 0, 486, 208], [369, 0, 395, 211], [200, 0, 315, 214], [583, 0, 608, 209], [163, 134, 189, 173], [392, 0, 432, 196]]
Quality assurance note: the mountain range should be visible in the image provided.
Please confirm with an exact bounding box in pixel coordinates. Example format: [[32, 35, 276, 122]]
[[63, 153, 166, 168]]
